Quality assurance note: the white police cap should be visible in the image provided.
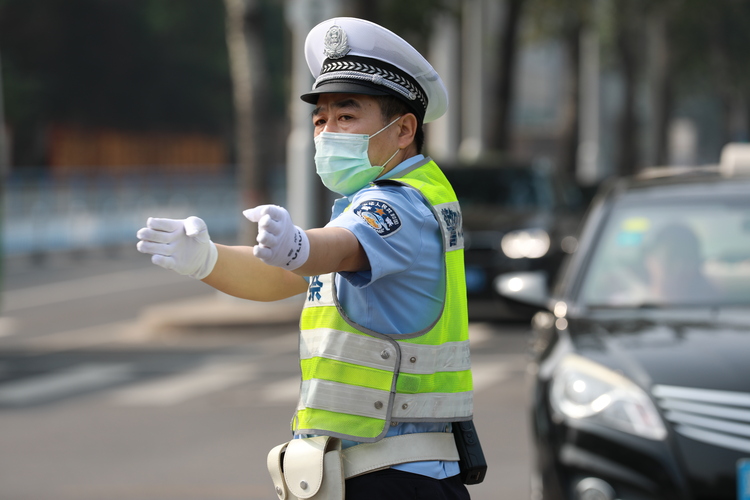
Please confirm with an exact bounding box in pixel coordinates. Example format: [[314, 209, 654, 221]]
[[300, 17, 448, 124]]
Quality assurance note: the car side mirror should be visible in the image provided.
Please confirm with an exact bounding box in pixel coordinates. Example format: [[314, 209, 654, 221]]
[[494, 271, 550, 309]]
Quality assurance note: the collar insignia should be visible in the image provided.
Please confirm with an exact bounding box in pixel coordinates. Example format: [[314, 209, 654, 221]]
[[323, 25, 350, 60]]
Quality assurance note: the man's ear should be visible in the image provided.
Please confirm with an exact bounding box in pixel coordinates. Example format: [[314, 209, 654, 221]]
[[396, 113, 418, 150]]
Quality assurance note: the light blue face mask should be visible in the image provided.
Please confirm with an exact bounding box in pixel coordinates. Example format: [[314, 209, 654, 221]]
[[314, 116, 402, 196]]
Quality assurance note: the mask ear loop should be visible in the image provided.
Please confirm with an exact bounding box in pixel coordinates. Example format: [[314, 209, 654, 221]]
[[370, 116, 403, 170], [370, 115, 403, 139], [376, 147, 402, 170]]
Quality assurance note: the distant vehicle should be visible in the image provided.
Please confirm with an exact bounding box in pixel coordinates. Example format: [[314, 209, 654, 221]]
[[442, 160, 585, 320], [498, 144, 750, 500]]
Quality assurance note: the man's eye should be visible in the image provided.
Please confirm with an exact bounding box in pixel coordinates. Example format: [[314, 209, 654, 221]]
[[314, 118, 326, 126]]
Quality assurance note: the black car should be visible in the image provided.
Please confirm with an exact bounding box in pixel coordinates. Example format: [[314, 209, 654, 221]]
[[442, 160, 585, 319], [497, 147, 750, 499]]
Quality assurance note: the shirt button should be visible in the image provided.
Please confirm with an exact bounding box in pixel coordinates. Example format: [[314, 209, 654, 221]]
[[381, 350, 391, 359], [374, 401, 384, 410]]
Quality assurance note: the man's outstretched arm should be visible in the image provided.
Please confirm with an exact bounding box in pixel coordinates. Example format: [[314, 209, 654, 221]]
[[136, 215, 308, 302], [202, 244, 309, 301], [136, 206, 368, 302]]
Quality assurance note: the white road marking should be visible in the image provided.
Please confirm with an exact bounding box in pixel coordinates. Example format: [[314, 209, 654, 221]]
[[110, 363, 257, 406], [0, 364, 134, 406], [262, 376, 301, 403], [3, 267, 188, 312], [1, 322, 138, 352], [468, 322, 495, 347], [0, 317, 19, 338], [471, 357, 526, 393]]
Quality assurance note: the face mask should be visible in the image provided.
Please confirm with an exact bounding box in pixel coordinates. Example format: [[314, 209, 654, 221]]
[[314, 116, 402, 196]]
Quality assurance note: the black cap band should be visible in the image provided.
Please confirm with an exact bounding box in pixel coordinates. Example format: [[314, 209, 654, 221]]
[[300, 55, 428, 123]]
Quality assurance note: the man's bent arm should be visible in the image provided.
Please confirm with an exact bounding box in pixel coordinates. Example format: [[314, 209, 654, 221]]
[[294, 227, 369, 277]]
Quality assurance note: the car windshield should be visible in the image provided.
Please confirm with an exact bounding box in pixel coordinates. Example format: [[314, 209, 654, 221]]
[[579, 196, 750, 308], [444, 167, 555, 211]]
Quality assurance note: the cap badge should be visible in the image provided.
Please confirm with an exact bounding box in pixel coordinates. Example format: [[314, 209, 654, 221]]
[[323, 25, 350, 60]]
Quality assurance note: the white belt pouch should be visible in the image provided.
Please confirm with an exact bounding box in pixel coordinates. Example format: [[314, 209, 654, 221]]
[[267, 433, 460, 500], [267, 436, 344, 500]]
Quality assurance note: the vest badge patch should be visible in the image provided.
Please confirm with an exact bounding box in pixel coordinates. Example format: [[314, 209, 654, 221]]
[[353, 200, 402, 237], [308, 275, 324, 302]]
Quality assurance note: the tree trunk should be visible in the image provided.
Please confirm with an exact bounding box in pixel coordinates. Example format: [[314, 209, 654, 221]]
[[616, 12, 640, 177], [649, 9, 673, 166], [558, 21, 582, 181], [488, 0, 524, 152], [224, 0, 272, 245]]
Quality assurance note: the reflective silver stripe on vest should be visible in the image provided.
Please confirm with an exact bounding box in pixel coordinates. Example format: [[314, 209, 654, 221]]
[[433, 201, 464, 251], [299, 379, 390, 419], [393, 391, 473, 420], [300, 328, 397, 371], [298, 379, 472, 420], [301, 328, 471, 374]]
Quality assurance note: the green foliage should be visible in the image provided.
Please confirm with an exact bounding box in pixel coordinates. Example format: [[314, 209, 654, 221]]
[[523, 0, 592, 41], [0, 0, 233, 134], [670, 0, 750, 93], [344, 0, 452, 55]]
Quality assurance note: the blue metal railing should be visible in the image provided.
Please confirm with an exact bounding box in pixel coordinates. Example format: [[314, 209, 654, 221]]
[[3, 171, 241, 257]]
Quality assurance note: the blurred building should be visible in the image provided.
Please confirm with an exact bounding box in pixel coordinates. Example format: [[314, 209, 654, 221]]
[[47, 125, 228, 176]]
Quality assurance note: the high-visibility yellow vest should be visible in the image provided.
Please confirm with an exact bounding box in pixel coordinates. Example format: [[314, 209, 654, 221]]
[[295, 158, 472, 443]]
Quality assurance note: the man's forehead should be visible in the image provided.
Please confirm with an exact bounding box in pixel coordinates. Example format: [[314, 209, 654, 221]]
[[312, 94, 377, 113]]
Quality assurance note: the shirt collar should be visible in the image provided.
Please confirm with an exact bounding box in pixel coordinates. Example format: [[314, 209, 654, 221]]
[[333, 154, 425, 212], [379, 154, 425, 181]]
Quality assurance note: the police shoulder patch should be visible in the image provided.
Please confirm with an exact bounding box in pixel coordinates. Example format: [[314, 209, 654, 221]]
[[353, 199, 402, 237]]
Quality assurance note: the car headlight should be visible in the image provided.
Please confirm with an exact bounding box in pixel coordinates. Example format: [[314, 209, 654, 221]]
[[550, 354, 667, 440], [500, 229, 550, 259]]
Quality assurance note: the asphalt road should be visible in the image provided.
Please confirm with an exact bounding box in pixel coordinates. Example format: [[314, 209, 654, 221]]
[[1, 249, 533, 500]]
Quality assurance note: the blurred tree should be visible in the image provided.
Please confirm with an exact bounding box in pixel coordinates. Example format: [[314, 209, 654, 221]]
[[672, 0, 750, 148], [0, 0, 234, 167], [346, 0, 450, 55], [610, 0, 645, 176], [224, 0, 286, 245], [525, 0, 589, 179], [487, 0, 525, 155], [605, 0, 750, 168], [646, 1, 675, 166], [525, 0, 679, 176], [605, 0, 685, 174]]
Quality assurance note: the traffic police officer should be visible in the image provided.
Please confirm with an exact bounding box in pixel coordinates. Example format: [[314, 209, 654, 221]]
[[137, 17, 475, 500]]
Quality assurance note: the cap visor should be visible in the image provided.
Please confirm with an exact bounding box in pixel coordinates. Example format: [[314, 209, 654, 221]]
[[300, 81, 390, 104]]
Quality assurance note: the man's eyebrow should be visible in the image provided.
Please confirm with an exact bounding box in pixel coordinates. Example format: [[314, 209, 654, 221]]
[[311, 98, 362, 117], [332, 98, 361, 110]]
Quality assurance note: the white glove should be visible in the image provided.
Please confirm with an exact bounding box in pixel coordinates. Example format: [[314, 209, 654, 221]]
[[136, 216, 218, 280], [243, 205, 309, 271]]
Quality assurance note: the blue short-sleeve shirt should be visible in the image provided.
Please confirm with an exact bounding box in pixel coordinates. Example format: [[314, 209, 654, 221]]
[[325, 155, 459, 479]]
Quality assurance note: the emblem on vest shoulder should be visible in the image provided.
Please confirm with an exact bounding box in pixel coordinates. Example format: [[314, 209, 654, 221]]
[[441, 206, 463, 248], [353, 200, 402, 237], [323, 25, 350, 60]]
